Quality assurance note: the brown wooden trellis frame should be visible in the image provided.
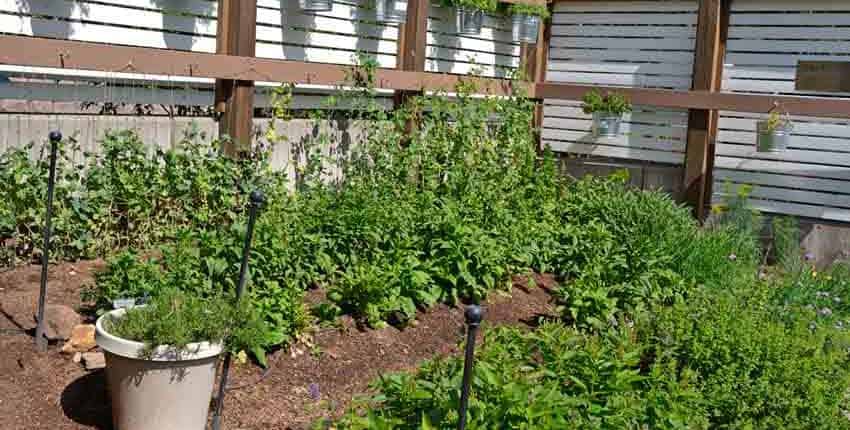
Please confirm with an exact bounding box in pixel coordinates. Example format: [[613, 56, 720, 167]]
[[2, 0, 850, 218]]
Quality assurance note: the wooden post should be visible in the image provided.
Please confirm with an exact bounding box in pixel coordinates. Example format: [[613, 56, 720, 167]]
[[683, 0, 730, 219], [529, 3, 552, 151], [215, 0, 258, 157], [394, 0, 430, 108]]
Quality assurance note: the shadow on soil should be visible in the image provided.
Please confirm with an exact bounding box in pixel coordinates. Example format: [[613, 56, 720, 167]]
[[61, 370, 112, 429]]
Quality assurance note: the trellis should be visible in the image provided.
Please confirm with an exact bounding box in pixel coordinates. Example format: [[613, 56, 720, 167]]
[[2, 0, 850, 220]]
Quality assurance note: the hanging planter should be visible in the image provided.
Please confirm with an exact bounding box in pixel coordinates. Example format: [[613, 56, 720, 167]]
[[375, 0, 407, 23], [756, 112, 794, 152], [582, 89, 632, 138], [95, 291, 266, 430], [506, 4, 549, 43], [456, 6, 485, 35], [299, 0, 333, 12], [442, 0, 497, 36]]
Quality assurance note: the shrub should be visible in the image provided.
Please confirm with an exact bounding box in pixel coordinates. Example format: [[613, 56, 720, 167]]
[[331, 323, 708, 429]]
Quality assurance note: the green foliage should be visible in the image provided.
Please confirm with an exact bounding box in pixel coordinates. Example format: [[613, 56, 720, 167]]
[[581, 90, 632, 115], [105, 288, 269, 358], [331, 322, 708, 429], [0, 125, 277, 261], [505, 3, 550, 18], [440, 0, 499, 13]]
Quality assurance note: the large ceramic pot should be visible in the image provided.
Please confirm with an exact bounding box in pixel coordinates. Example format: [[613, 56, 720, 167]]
[[456, 7, 484, 35], [756, 121, 793, 152], [375, 0, 407, 23], [96, 309, 223, 430], [592, 111, 623, 137], [511, 13, 540, 43], [299, 0, 333, 12]]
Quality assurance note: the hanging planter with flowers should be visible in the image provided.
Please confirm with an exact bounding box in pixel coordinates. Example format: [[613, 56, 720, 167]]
[[375, 0, 408, 23], [756, 102, 794, 153], [506, 3, 549, 43], [300, 0, 333, 12], [442, 0, 498, 35], [582, 89, 632, 138]]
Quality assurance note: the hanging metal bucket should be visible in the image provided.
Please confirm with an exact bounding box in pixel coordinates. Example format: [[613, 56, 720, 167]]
[[299, 0, 333, 12], [592, 112, 623, 137], [375, 0, 407, 23], [456, 7, 484, 35], [511, 14, 540, 43], [756, 121, 793, 152]]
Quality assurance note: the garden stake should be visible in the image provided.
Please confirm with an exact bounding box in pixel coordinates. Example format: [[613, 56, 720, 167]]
[[34, 131, 61, 352], [458, 305, 483, 430], [210, 190, 265, 430]]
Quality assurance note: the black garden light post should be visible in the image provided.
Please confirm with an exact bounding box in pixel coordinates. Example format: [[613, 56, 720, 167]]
[[458, 305, 482, 430], [34, 131, 62, 351], [210, 189, 265, 430]]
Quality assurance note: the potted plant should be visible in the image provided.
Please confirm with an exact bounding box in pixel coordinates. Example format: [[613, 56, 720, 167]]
[[95, 289, 267, 430], [375, 0, 407, 23], [581, 89, 632, 137], [756, 103, 793, 153], [441, 0, 498, 35], [507, 3, 549, 43], [299, 0, 333, 12]]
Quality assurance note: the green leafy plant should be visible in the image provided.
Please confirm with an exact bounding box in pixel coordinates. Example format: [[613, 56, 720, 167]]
[[105, 288, 270, 359], [581, 89, 632, 115], [440, 0, 498, 13], [505, 3, 549, 18]]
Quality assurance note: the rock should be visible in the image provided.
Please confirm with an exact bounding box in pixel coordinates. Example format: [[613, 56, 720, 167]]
[[82, 352, 106, 370], [61, 324, 96, 354], [36, 305, 82, 341]]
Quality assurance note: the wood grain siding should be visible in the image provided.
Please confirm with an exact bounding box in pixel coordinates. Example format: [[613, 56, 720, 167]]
[[541, 0, 698, 165], [714, 0, 850, 223]]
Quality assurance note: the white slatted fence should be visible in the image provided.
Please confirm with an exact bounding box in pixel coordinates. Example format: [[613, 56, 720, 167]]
[[714, 0, 850, 222], [541, 0, 697, 165]]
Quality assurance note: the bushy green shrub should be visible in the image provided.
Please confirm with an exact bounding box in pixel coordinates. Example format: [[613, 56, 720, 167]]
[[0, 126, 276, 262], [653, 283, 850, 429], [331, 322, 708, 429]]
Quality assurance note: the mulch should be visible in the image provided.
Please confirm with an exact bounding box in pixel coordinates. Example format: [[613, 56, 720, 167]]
[[0, 263, 558, 430]]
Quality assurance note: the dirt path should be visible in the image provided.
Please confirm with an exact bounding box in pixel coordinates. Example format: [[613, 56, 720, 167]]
[[0, 263, 557, 429]]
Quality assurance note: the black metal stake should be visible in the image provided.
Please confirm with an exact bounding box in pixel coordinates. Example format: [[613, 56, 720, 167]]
[[34, 131, 62, 351], [458, 305, 482, 430], [210, 190, 265, 430]]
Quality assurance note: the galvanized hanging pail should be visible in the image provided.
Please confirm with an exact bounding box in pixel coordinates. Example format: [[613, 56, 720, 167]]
[[756, 121, 792, 152], [299, 0, 333, 12], [456, 7, 484, 35], [511, 14, 540, 43], [592, 111, 623, 137], [375, 0, 407, 23]]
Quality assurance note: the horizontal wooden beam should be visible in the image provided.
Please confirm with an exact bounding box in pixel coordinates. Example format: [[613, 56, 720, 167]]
[[535, 83, 850, 120], [0, 35, 523, 97]]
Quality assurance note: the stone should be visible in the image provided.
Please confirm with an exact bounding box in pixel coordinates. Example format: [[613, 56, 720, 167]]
[[82, 352, 106, 370], [36, 305, 82, 341], [61, 324, 96, 354]]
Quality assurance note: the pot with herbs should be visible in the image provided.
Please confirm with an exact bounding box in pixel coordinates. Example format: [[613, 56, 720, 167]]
[[581, 89, 632, 138], [95, 289, 266, 430]]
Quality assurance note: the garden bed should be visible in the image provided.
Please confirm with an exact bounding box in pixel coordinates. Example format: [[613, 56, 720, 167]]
[[0, 263, 556, 429]]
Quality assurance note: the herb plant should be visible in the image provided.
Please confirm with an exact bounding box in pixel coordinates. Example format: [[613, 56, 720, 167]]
[[439, 0, 498, 13], [506, 3, 549, 18], [581, 89, 632, 115], [106, 288, 269, 359]]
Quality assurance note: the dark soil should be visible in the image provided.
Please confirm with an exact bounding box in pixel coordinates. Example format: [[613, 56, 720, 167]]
[[0, 263, 557, 429]]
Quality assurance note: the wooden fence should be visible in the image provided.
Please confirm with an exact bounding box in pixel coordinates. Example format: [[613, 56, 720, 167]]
[[3, 0, 850, 223]]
